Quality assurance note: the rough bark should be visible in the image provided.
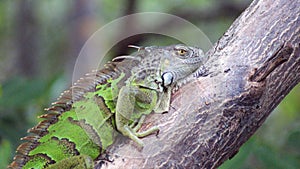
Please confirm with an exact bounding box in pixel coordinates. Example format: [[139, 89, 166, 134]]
[[97, 0, 299, 168]]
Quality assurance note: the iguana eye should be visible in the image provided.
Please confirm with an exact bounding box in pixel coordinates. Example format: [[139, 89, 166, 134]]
[[174, 45, 190, 57], [177, 49, 187, 56]]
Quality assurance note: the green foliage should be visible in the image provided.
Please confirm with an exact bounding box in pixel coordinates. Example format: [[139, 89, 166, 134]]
[[0, 139, 12, 169], [0, 75, 64, 167], [253, 141, 299, 169]]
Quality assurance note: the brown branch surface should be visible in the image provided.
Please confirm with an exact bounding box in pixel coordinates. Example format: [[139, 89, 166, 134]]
[[97, 0, 300, 168]]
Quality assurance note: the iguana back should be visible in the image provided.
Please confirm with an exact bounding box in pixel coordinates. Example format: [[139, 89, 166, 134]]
[[9, 44, 206, 169]]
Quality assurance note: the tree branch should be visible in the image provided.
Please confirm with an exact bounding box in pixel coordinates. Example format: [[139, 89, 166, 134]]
[[96, 0, 300, 168]]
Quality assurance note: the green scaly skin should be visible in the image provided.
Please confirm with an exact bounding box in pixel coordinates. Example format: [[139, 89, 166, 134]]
[[9, 44, 206, 169]]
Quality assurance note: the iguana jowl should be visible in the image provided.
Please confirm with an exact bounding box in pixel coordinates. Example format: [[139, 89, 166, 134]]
[[9, 44, 206, 169]]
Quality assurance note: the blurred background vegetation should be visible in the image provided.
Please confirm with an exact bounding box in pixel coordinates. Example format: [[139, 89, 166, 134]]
[[0, 0, 299, 168]]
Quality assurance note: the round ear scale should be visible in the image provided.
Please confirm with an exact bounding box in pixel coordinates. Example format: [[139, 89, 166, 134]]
[[162, 72, 174, 87]]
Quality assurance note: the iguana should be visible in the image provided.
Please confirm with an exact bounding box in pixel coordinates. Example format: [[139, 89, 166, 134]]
[[9, 44, 207, 169]]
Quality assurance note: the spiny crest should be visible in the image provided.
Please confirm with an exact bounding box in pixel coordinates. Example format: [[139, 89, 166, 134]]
[[8, 58, 137, 169]]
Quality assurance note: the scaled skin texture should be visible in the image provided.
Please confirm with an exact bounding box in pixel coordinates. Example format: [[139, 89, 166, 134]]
[[9, 44, 206, 169]]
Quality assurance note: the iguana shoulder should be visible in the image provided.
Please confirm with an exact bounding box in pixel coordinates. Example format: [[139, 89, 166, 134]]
[[9, 44, 207, 169], [9, 57, 139, 169]]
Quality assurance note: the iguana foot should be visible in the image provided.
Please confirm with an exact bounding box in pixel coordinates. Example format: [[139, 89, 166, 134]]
[[133, 115, 159, 137], [119, 115, 159, 147]]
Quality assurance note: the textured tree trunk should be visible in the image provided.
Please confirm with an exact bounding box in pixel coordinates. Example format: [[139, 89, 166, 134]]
[[98, 0, 299, 168]]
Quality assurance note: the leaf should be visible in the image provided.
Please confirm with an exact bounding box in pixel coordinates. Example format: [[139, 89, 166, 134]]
[[253, 141, 300, 169], [285, 130, 300, 156], [0, 139, 12, 169], [0, 84, 2, 97]]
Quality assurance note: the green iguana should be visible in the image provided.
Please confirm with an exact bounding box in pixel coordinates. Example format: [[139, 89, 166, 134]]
[[9, 44, 207, 169]]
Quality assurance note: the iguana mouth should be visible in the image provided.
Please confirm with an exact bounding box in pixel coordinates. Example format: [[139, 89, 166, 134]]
[[9, 44, 207, 169]]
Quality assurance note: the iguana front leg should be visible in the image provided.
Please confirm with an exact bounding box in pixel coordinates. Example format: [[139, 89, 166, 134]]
[[115, 86, 160, 146]]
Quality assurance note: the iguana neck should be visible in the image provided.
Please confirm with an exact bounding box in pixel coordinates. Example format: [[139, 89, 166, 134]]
[[9, 44, 207, 169]]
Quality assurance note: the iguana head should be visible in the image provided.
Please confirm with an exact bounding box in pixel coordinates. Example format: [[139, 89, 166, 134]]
[[129, 44, 206, 91]]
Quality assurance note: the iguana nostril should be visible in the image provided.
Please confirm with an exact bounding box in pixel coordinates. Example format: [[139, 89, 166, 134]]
[[9, 44, 207, 169]]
